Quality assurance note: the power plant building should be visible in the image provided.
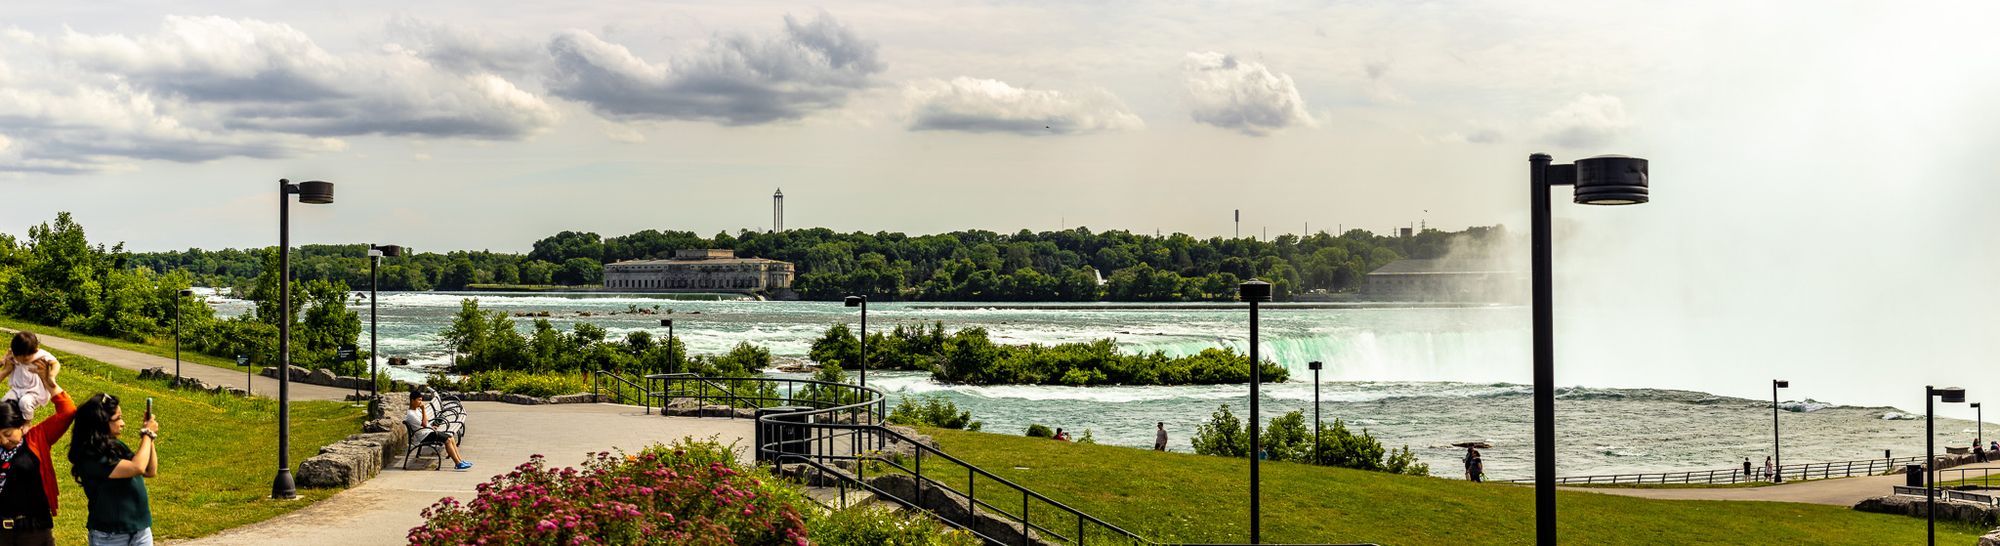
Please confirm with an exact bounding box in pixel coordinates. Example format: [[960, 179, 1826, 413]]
[[604, 249, 795, 294]]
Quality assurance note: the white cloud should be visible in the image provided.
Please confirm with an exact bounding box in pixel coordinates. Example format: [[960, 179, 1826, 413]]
[[903, 77, 1142, 135], [1181, 51, 1315, 136], [0, 82, 341, 173], [545, 13, 884, 125], [385, 17, 541, 76], [50, 16, 559, 139], [1534, 93, 1631, 148]]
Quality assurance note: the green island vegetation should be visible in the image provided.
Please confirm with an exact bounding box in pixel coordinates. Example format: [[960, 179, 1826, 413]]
[[810, 322, 1286, 386], [0, 212, 368, 378], [887, 394, 982, 431], [409, 437, 977, 546], [1190, 404, 1429, 476], [128, 222, 1511, 302], [915, 427, 1986, 545], [44, 350, 364, 543]]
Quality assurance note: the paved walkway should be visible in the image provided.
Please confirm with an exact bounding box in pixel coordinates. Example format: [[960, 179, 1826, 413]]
[[1564, 460, 2000, 505], [0, 327, 354, 402], [175, 402, 753, 545]]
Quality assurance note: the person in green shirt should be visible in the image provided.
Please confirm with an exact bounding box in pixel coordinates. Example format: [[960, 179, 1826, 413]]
[[67, 393, 156, 546]]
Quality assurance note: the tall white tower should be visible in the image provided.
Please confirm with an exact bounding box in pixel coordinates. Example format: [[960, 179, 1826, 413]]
[[773, 188, 785, 232]]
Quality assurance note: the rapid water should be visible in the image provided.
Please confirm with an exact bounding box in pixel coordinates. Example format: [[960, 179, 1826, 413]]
[[210, 292, 1985, 478]]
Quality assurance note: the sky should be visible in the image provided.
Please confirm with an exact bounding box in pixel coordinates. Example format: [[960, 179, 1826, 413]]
[[4, 1, 2000, 408]]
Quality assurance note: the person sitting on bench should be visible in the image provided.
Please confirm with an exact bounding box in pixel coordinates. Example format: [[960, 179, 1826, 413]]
[[405, 392, 471, 471]]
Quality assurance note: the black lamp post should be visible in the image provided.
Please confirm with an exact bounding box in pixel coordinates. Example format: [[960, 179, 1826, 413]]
[[661, 318, 676, 374], [174, 288, 193, 383], [1239, 279, 1271, 545], [843, 295, 867, 388], [1773, 379, 1789, 482], [367, 244, 402, 406], [1529, 153, 1649, 546], [1974, 402, 1984, 456], [1926, 385, 1966, 546], [1309, 360, 1323, 464], [274, 178, 333, 500]]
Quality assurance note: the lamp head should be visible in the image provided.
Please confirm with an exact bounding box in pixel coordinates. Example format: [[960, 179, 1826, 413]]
[[295, 180, 335, 204], [1238, 279, 1272, 302], [1774, 380, 1789, 388], [660, 319, 673, 327], [1572, 155, 1648, 205], [372, 244, 404, 257], [1974, 402, 1983, 409], [1308, 361, 1323, 371], [178, 289, 195, 297], [1936, 387, 1967, 403], [844, 295, 865, 307]]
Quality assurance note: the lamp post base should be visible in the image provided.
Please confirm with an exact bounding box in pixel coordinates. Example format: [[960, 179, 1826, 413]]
[[272, 469, 300, 500]]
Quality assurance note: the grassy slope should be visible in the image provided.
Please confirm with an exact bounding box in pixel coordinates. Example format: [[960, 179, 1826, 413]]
[[0, 315, 257, 375], [919, 429, 1986, 546], [41, 350, 364, 543]]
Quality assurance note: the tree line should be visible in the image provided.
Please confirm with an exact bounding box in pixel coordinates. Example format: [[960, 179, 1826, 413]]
[[128, 225, 1508, 302]]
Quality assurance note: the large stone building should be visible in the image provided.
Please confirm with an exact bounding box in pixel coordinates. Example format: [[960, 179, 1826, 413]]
[[603, 249, 795, 295], [1362, 258, 1522, 303]]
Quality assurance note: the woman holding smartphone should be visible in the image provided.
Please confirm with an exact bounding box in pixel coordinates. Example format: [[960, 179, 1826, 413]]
[[69, 393, 158, 546], [0, 358, 72, 546]]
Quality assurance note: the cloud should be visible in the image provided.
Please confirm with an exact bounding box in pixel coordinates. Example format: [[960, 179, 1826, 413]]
[[903, 77, 1142, 135], [1181, 51, 1315, 136], [385, 17, 541, 76], [0, 82, 342, 174], [49, 16, 558, 139], [545, 13, 884, 125], [1535, 93, 1631, 148]]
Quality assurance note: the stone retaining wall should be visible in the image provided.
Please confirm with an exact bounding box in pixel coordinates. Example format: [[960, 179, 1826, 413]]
[[1853, 495, 2000, 526]]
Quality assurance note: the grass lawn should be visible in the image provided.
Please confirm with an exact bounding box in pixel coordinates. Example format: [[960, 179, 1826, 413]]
[[38, 349, 365, 543], [0, 315, 258, 375], [916, 429, 1987, 546]]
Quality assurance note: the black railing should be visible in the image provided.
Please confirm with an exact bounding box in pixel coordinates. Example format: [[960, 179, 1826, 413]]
[[1502, 455, 1933, 486], [646, 374, 1375, 546], [1936, 466, 2000, 489], [590, 369, 651, 414]]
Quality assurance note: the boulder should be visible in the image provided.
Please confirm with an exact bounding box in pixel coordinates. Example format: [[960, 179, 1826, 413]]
[[299, 441, 381, 488], [1854, 495, 2000, 526], [137, 368, 169, 380], [309, 368, 338, 385], [346, 430, 406, 466], [500, 393, 545, 405], [1980, 527, 2000, 546], [548, 393, 600, 404]]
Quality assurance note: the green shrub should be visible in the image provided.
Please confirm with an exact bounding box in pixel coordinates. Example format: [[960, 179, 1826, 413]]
[[887, 395, 982, 430], [1026, 423, 1054, 438], [808, 505, 980, 546], [449, 370, 590, 398], [1190, 405, 1428, 477], [818, 324, 1286, 386]]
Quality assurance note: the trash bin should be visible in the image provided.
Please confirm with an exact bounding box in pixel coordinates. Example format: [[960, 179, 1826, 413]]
[[754, 406, 816, 463], [1907, 465, 1925, 488]]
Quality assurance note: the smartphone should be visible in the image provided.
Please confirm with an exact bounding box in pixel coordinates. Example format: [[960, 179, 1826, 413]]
[[145, 398, 154, 421]]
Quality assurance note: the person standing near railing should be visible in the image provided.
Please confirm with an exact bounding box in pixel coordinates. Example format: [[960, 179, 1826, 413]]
[[1743, 458, 1752, 481], [1763, 456, 1775, 481]]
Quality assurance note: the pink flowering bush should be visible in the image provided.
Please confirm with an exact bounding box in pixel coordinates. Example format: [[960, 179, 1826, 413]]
[[410, 438, 812, 546]]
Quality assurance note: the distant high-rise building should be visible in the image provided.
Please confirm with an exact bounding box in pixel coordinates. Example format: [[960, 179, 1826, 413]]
[[773, 188, 785, 232]]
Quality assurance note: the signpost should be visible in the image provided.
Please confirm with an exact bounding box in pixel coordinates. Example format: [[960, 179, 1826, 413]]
[[237, 355, 250, 395], [339, 345, 360, 399]]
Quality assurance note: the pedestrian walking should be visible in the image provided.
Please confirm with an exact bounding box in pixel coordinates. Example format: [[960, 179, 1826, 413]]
[[1470, 452, 1484, 483], [69, 393, 158, 546], [1763, 456, 1775, 482], [1153, 422, 1167, 451], [0, 358, 73, 546], [1465, 448, 1481, 481]]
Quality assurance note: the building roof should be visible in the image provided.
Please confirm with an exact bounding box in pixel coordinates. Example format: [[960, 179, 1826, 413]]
[[607, 257, 790, 267], [1367, 258, 1516, 276]]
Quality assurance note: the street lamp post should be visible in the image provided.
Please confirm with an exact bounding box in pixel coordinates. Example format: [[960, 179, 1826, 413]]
[[843, 295, 867, 388], [274, 178, 334, 500], [1773, 379, 1789, 482], [1239, 279, 1272, 545], [175, 289, 193, 384], [1530, 153, 1650, 546], [661, 319, 675, 374], [1926, 385, 1966, 546], [1309, 360, 1323, 464], [1974, 402, 1984, 458], [367, 244, 402, 410]]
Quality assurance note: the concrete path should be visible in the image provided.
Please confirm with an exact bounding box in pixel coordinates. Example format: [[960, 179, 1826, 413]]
[[1564, 460, 2000, 506], [173, 402, 754, 546], [0, 327, 354, 402]]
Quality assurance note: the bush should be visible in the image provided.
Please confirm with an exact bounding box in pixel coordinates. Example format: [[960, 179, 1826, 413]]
[[452, 370, 591, 398], [1189, 405, 1429, 477], [887, 395, 982, 431], [1025, 424, 1054, 438], [808, 505, 980, 546], [409, 438, 811, 546]]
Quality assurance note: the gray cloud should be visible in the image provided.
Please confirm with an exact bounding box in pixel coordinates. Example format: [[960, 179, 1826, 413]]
[[386, 17, 542, 76], [0, 84, 340, 174], [545, 13, 884, 125], [1181, 51, 1315, 136], [1535, 93, 1631, 148], [904, 77, 1142, 135]]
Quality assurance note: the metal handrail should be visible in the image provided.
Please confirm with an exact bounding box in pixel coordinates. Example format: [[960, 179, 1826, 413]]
[[649, 373, 1375, 546], [1504, 455, 1935, 485], [1935, 466, 2000, 489], [590, 369, 652, 414]]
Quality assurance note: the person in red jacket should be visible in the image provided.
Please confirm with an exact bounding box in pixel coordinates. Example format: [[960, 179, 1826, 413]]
[[0, 357, 73, 546]]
